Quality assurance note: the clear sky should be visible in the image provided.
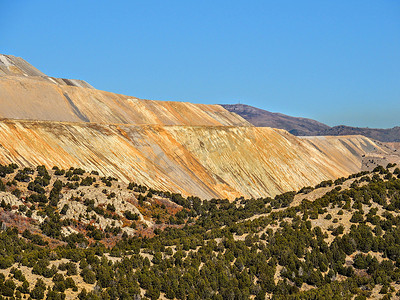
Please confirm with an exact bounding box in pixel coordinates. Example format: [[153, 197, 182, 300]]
[[1, 1, 399, 128]]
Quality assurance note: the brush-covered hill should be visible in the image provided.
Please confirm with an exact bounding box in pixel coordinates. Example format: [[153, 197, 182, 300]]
[[0, 164, 400, 299]]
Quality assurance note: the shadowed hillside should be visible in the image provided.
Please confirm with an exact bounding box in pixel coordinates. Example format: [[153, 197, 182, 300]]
[[221, 104, 330, 135], [222, 104, 400, 142]]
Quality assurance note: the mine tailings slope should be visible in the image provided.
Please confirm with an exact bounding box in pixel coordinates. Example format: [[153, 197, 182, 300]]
[[0, 119, 387, 200], [0, 75, 249, 126], [0, 54, 393, 200]]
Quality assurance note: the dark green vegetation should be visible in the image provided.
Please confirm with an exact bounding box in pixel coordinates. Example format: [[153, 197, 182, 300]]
[[0, 164, 400, 299]]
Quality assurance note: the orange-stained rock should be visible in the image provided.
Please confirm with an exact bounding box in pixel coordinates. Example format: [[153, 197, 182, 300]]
[[0, 119, 389, 199]]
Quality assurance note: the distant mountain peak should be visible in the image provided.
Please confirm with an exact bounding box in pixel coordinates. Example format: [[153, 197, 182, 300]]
[[221, 104, 330, 136], [222, 104, 400, 142]]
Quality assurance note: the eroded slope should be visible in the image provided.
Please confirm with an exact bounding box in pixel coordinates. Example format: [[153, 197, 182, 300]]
[[0, 75, 250, 126], [0, 119, 389, 199]]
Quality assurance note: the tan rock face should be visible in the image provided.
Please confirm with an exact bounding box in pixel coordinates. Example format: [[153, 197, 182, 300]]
[[0, 54, 94, 88], [0, 75, 250, 126], [0, 119, 388, 199], [0, 54, 47, 77]]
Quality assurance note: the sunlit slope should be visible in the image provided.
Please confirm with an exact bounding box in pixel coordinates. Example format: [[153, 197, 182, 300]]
[[0, 119, 386, 199], [0, 55, 393, 200], [0, 75, 250, 126]]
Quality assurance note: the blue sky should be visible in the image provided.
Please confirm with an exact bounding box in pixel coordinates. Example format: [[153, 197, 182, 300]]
[[1, 1, 399, 128]]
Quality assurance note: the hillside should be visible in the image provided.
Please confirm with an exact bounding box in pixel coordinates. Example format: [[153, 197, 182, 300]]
[[0, 164, 400, 299], [222, 104, 400, 142], [0, 55, 399, 200], [1, 54, 400, 299], [0, 54, 94, 89], [221, 104, 330, 135], [0, 119, 394, 200], [0, 55, 249, 126], [322, 125, 400, 143], [0, 75, 249, 126]]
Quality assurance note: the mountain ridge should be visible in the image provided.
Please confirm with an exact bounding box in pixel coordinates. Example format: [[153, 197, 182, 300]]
[[221, 104, 330, 135], [0, 74, 250, 126], [222, 104, 400, 142]]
